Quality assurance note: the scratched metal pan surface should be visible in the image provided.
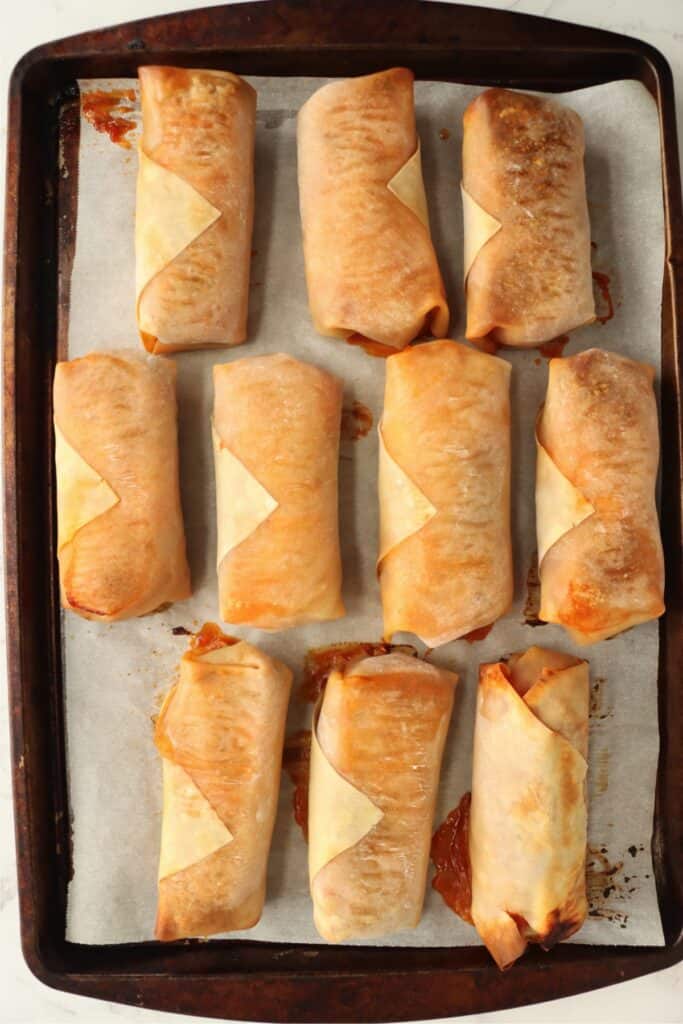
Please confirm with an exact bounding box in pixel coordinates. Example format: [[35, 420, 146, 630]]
[[3, 1, 682, 1020]]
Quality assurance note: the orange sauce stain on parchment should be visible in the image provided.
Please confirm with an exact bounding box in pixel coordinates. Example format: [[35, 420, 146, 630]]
[[341, 401, 373, 441], [462, 623, 493, 644], [282, 730, 311, 840], [189, 622, 239, 654], [537, 335, 569, 359], [299, 641, 417, 704], [82, 88, 137, 148], [592, 271, 615, 324], [431, 792, 473, 924], [346, 334, 398, 358]]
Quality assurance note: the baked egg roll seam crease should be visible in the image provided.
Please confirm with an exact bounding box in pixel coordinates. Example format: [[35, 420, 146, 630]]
[[308, 719, 384, 882], [461, 183, 502, 281], [135, 149, 221, 333], [158, 760, 234, 882], [387, 141, 430, 231], [377, 423, 437, 566], [212, 422, 279, 568], [535, 427, 595, 567], [54, 423, 120, 551]]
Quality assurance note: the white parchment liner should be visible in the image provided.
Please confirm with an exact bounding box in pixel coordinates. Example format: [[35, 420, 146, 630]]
[[64, 77, 664, 947]]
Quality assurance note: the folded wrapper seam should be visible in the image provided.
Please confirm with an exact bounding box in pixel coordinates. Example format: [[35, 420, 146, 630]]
[[308, 703, 384, 884], [135, 147, 223, 352]]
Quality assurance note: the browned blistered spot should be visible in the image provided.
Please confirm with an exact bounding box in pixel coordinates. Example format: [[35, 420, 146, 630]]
[[82, 88, 137, 148], [299, 641, 417, 703], [439, 128, 451, 141], [540, 907, 585, 950], [341, 401, 374, 441], [430, 792, 472, 924], [282, 730, 311, 840]]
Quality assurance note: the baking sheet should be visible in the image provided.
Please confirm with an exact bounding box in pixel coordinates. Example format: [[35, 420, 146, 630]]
[[64, 76, 665, 947]]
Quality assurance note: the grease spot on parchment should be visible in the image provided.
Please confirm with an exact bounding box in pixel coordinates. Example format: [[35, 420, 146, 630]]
[[594, 747, 610, 795], [523, 553, 545, 627], [590, 676, 612, 722], [586, 845, 645, 929]]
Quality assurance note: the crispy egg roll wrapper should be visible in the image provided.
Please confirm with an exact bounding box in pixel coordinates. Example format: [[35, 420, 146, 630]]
[[213, 353, 344, 629], [379, 339, 512, 645], [463, 88, 595, 347], [309, 652, 457, 942], [536, 348, 664, 644], [298, 68, 449, 350], [155, 635, 292, 940], [53, 351, 190, 621], [470, 647, 589, 970], [136, 66, 255, 353]]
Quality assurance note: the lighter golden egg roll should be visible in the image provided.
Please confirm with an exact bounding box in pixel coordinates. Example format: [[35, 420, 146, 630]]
[[298, 68, 449, 351], [309, 652, 457, 942], [470, 647, 589, 969], [53, 351, 190, 621], [136, 66, 255, 353], [379, 339, 512, 645], [213, 353, 344, 629], [463, 88, 595, 347], [155, 625, 292, 940], [536, 348, 664, 644]]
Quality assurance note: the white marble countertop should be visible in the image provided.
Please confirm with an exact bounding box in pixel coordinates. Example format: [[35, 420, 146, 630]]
[[1, 1, 682, 1021]]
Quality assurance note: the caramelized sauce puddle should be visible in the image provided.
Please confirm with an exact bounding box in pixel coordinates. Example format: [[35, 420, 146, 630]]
[[82, 88, 136, 148], [190, 622, 239, 654], [431, 792, 473, 923], [300, 641, 417, 704], [282, 730, 311, 840]]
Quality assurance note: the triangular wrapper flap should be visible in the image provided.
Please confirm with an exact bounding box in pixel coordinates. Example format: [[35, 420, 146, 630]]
[[377, 425, 437, 566], [461, 183, 502, 280], [158, 760, 233, 881], [387, 141, 430, 231], [212, 423, 279, 569], [136, 148, 221, 329], [535, 431, 595, 566], [54, 423, 120, 551], [524, 663, 590, 759], [308, 722, 383, 882], [194, 644, 243, 665], [507, 646, 582, 697]]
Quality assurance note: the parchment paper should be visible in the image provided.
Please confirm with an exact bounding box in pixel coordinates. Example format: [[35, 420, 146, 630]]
[[64, 76, 665, 947]]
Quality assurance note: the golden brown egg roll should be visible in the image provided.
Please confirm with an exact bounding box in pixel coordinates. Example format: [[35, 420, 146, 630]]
[[53, 351, 190, 621], [309, 652, 457, 942], [379, 339, 512, 645], [536, 348, 665, 644], [470, 647, 589, 969], [213, 353, 344, 629], [155, 625, 292, 940], [298, 68, 449, 351], [463, 88, 595, 347], [136, 66, 255, 353]]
